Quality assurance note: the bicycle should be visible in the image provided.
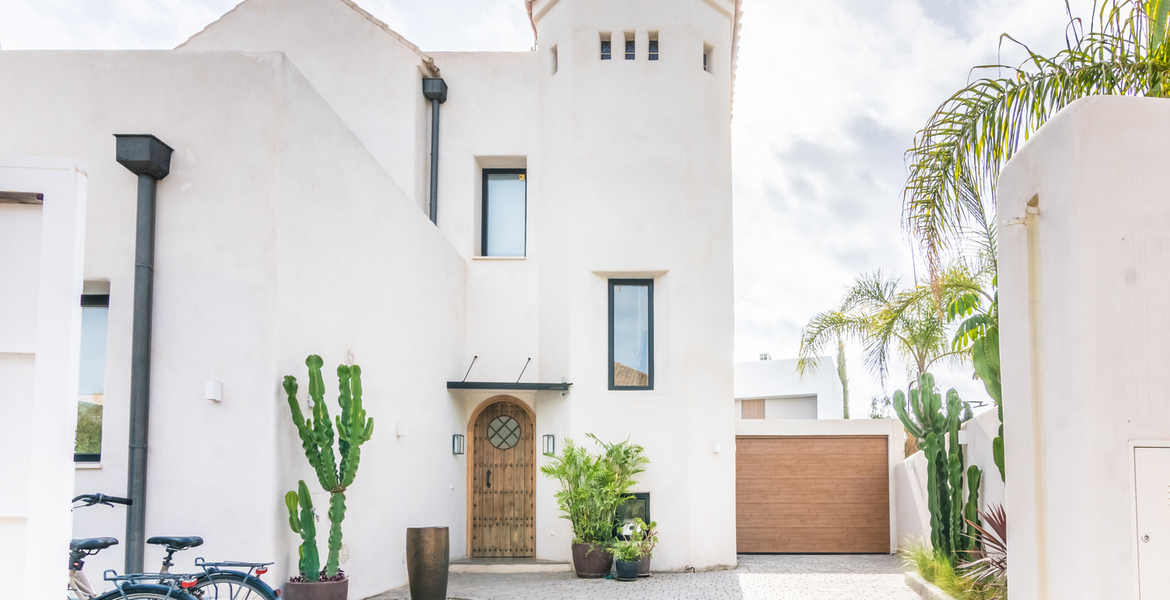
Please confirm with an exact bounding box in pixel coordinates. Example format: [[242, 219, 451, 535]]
[[149, 536, 276, 600], [69, 494, 199, 600]]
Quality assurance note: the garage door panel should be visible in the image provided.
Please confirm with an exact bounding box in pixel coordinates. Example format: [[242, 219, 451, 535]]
[[737, 527, 889, 554], [735, 436, 889, 554], [737, 437, 887, 455]]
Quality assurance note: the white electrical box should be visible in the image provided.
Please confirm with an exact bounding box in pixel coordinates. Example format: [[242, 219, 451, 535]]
[[1135, 446, 1170, 599]]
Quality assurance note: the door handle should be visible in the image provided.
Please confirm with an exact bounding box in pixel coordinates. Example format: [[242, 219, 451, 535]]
[[486, 469, 492, 489]]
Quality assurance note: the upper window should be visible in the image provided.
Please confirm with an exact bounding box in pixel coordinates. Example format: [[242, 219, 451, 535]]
[[625, 32, 635, 60], [609, 279, 653, 390], [703, 43, 713, 72], [600, 34, 612, 60], [76, 294, 109, 462], [649, 34, 659, 61], [482, 169, 527, 257]]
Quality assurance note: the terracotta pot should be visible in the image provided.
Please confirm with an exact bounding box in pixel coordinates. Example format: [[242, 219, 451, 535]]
[[615, 560, 640, 581], [406, 527, 449, 600], [570, 543, 613, 578], [638, 554, 651, 577], [282, 577, 348, 600]]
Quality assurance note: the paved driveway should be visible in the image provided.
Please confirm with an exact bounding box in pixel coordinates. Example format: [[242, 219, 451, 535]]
[[373, 554, 917, 600]]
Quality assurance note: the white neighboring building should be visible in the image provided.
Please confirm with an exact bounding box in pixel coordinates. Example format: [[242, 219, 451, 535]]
[[0, 0, 741, 596], [734, 356, 844, 420]]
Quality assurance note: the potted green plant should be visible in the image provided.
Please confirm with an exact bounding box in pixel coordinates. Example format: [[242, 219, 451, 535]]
[[611, 540, 642, 581], [630, 518, 657, 577], [281, 355, 374, 600], [540, 434, 648, 579]]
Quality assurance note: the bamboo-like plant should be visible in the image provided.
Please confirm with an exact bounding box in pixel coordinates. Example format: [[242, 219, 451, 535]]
[[539, 435, 648, 548], [904, 0, 1170, 267], [283, 354, 374, 581]]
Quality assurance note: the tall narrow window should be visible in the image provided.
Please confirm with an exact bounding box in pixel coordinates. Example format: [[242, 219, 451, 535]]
[[600, 34, 612, 60], [703, 43, 713, 72], [609, 279, 653, 390], [648, 33, 659, 61], [75, 294, 109, 462], [482, 169, 527, 257], [551, 45, 558, 75], [625, 32, 636, 60]]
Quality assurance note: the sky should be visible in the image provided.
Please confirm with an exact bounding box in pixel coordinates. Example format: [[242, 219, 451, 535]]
[[0, 0, 1092, 416]]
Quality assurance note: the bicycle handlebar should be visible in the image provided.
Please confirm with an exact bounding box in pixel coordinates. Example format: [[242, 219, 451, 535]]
[[73, 493, 133, 507]]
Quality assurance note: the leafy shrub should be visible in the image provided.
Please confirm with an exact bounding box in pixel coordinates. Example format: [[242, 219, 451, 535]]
[[540, 434, 647, 546]]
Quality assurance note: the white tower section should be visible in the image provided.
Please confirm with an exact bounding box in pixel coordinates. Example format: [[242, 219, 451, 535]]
[[533, 0, 738, 570]]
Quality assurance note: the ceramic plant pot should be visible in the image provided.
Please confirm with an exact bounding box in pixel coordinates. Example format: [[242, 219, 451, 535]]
[[406, 526, 450, 600], [638, 554, 651, 577], [570, 543, 613, 579], [282, 577, 348, 600], [615, 560, 640, 581]]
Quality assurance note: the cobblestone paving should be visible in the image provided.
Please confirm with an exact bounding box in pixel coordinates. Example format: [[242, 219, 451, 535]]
[[373, 555, 917, 600]]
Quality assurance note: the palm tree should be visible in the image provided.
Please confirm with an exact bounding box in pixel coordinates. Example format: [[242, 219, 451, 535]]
[[796, 264, 988, 389], [903, 0, 1169, 265]]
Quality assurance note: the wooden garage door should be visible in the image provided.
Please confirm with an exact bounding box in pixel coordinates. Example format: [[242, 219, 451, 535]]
[[736, 436, 889, 553]]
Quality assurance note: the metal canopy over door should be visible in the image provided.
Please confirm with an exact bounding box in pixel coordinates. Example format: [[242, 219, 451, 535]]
[[1135, 447, 1170, 599], [736, 435, 890, 553], [471, 400, 535, 557]]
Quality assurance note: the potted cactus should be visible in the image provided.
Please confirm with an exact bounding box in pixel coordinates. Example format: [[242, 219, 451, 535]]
[[281, 355, 373, 600]]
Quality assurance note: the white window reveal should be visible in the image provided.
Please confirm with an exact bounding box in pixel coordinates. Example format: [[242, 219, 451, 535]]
[[703, 43, 713, 72], [76, 294, 109, 462], [482, 169, 527, 257], [551, 45, 559, 75]]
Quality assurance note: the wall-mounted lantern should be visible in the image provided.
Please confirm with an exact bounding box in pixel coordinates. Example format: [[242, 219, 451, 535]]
[[542, 434, 556, 456], [452, 434, 465, 455]]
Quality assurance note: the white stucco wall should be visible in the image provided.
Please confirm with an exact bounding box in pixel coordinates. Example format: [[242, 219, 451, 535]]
[[998, 95, 1170, 600], [0, 50, 467, 598], [0, 157, 88, 600], [734, 357, 844, 419]]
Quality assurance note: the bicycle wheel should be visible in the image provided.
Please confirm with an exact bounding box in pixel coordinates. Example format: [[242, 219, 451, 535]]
[[94, 583, 201, 600], [191, 571, 278, 600]]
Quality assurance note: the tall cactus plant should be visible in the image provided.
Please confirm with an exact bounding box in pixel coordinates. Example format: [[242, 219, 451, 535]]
[[283, 354, 374, 579], [894, 373, 982, 559]]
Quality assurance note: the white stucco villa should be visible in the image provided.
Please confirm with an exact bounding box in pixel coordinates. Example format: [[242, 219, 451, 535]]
[[0, 1, 921, 598]]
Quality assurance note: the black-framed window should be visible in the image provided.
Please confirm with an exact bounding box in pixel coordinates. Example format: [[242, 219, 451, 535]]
[[649, 37, 659, 61], [625, 35, 636, 60], [75, 293, 109, 463], [481, 169, 527, 257], [601, 35, 612, 60], [608, 279, 653, 390]]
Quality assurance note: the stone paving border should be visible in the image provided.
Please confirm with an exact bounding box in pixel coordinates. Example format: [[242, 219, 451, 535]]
[[903, 571, 959, 600]]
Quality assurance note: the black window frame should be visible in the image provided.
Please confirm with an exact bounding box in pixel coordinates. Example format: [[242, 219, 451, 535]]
[[75, 293, 110, 463], [481, 168, 528, 257], [625, 38, 636, 60], [608, 279, 654, 391], [649, 38, 659, 61], [601, 39, 612, 60]]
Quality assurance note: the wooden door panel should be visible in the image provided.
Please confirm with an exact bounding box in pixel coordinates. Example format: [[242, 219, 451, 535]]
[[735, 436, 889, 554], [471, 400, 534, 557]]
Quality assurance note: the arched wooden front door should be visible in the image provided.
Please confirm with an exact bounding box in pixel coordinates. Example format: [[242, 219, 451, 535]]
[[470, 399, 535, 557]]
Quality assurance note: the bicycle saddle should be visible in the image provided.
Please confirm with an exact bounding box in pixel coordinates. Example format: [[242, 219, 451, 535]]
[[147, 536, 204, 550], [71, 537, 119, 552]]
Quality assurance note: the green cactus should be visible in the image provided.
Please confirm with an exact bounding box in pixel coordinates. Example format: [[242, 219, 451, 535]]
[[284, 355, 374, 579], [962, 465, 983, 552], [284, 480, 321, 581], [894, 373, 983, 561]]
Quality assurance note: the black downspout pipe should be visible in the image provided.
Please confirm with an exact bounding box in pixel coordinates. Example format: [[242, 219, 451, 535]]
[[422, 78, 447, 225], [114, 134, 173, 574]]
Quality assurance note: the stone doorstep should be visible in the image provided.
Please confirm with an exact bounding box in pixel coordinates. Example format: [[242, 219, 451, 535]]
[[448, 558, 572, 574], [904, 571, 959, 600]]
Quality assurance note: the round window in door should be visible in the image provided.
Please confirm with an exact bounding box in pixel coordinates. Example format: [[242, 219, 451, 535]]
[[488, 415, 521, 450]]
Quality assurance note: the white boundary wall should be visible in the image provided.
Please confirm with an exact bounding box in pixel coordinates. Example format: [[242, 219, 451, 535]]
[[0, 157, 88, 600]]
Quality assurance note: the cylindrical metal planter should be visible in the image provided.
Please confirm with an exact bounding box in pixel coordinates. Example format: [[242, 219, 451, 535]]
[[406, 527, 449, 600]]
